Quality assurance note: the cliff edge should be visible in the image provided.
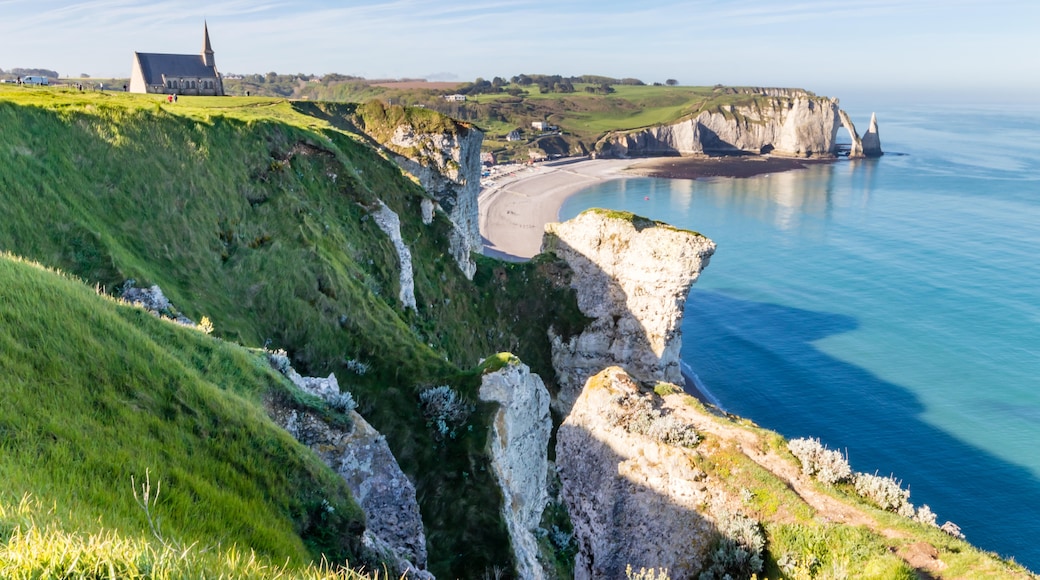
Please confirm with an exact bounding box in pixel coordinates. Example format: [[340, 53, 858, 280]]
[[556, 366, 1034, 580], [541, 209, 716, 409]]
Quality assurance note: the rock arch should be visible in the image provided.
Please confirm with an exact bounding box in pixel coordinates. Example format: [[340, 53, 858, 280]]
[[837, 109, 866, 158], [837, 110, 883, 158]]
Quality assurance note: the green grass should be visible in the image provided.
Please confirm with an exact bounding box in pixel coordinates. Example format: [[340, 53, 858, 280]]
[[0, 254, 367, 570], [764, 522, 915, 579], [0, 494, 375, 579]]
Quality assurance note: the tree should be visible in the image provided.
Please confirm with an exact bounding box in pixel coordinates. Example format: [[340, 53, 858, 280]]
[[666, 79, 679, 86]]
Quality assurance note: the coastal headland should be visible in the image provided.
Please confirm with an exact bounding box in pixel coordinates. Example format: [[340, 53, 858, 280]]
[[479, 155, 824, 260]]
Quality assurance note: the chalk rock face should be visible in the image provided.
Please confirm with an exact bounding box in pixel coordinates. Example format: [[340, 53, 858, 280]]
[[390, 124, 483, 279], [120, 282, 195, 326], [265, 359, 431, 578], [541, 210, 716, 409], [599, 95, 841, 158], [371, 200, 417, 311], [774, 97, 841, 157], [271, 406, 432, 578], [862, 112, 883, 157], [478, 357, 552, 580], [420, 198, 435, 225], [838, 109, 865, 158], [556, 367, 715, 579], [268, 352, 341, 399]]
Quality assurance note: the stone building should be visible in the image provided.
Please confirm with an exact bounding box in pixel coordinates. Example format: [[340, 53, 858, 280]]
[[129, 23, 224, 96]]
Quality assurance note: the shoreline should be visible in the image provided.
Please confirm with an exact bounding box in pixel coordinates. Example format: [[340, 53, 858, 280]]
[[478, 158, 636, 261], [478, 154, 828, 260], [478, 154, 825, 406]]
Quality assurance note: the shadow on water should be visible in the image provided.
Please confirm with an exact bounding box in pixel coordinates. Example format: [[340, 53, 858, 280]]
[[682, 289, 1040, 570]]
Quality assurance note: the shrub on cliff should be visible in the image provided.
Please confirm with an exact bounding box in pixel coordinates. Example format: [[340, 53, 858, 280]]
[[699, 510, 765, 580], [419, 385, 473, 440], [605, 392, 700, 449], [854, 472, 915, 518], [647, 415, 701, 448], [788, 437, 852, 485]]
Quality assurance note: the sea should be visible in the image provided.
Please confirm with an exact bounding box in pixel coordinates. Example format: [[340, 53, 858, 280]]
[[558, 103, 1040, 571]]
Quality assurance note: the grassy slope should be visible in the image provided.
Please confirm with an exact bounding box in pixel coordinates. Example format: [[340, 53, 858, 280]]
[[0, 254, 366, 575], [0, 85, 588, 578], [673, 392, 1037, 579]]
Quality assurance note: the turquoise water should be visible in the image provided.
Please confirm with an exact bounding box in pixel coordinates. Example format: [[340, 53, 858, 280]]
[[559, 105, 1040, 570]]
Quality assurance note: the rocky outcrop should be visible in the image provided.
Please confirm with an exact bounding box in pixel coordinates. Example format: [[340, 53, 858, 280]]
[[599, 96, 842, 158], [119, 281, 195, 326], [838, 109, 866, 158], [371, 200, 417, 311], [862, 112, 883, 157], [541, 209, 716, 409], [390, 124, 483, 279], [265, 356, 431, 578], [556, 367, 716, 579], [478, 356, 552, 580]]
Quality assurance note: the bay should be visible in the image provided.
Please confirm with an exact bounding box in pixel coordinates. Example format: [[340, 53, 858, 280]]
[[558, 104, 1040, 570]]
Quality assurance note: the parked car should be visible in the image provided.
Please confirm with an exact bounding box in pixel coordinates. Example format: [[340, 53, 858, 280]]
[[22, 76, 50, 86]]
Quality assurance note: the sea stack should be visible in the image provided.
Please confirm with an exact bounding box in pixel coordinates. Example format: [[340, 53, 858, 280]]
[[862, 112, 883, 157]]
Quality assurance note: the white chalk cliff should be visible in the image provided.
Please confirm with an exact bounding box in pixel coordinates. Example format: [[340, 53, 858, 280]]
[[862, 112, 883, 157], [556, 367, 717, 579], [389, 124, 483, 279], [478, 356, 552, 580], [838, 109, 865, 158], [371, 200, 417, 311], [599, 92, 882, 159], [600, 95, 841, 158], [265, 355, 431, 578], [541, 209, 716, 409]]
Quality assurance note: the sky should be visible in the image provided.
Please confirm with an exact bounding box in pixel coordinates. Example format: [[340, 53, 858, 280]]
[[2, 0, 1038, 103]]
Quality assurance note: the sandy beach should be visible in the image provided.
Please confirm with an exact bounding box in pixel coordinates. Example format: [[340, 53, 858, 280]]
[[479, 155, 822, 260], [478, 158, 636, 260]]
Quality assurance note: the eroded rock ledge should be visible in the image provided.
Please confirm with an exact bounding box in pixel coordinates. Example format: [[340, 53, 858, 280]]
[[556, 367, 716, 579], [541, 209, 716, 410], [265, 354, 432, 579]]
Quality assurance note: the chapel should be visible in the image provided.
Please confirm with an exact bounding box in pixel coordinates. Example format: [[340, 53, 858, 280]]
[[129, 23, 224, 96]]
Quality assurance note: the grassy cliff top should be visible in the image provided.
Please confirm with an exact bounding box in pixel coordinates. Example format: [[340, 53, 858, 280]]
[[0, 254, 367, 577]]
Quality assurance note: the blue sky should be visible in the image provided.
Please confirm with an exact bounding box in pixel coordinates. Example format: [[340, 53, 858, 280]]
[[2, 0, 1037, 102]]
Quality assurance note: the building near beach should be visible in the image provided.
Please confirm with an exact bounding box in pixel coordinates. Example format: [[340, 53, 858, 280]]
[[129, 23, 224, 96]]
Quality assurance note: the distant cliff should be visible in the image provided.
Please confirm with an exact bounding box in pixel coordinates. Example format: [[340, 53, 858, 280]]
[[597, 93, 882, 159]]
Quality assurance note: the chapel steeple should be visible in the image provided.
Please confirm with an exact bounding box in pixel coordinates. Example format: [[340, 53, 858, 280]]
[[202, 21, 215, 68]]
